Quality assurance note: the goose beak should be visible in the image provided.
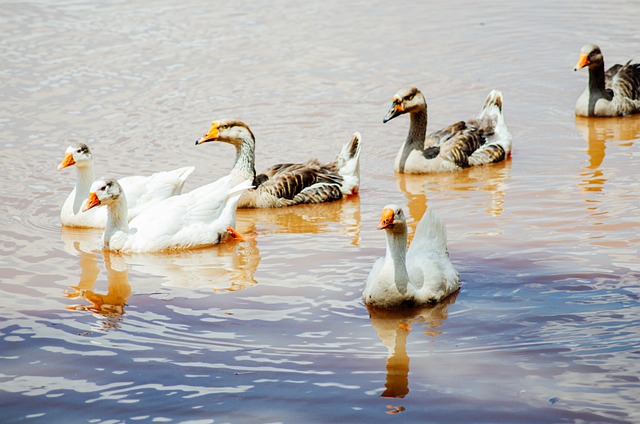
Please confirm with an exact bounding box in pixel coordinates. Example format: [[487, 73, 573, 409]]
[[82, 192, 101, 212], [383, 100, 404, 123], [574, 53, 590, 71], [377, 208, 396, 230], [57, 153, 75, 170], [195, 121, 220, 145]]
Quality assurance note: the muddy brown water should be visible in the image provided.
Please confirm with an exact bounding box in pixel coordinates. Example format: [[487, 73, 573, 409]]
[[1, 1, 639, 423]]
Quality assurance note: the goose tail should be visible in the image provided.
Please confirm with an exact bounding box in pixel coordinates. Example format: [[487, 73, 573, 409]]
[[469, 90, 512, 166], [335, 131, 362, 195]]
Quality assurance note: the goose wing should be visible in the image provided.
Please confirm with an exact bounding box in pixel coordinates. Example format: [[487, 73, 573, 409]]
[[606, 61, 640, 101], [255, 160, 343, 204]]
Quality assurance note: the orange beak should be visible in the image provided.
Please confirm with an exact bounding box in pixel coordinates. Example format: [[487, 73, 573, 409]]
[[574, 53, 590, 70], [57, 153, 75, 170], [195, 120, 220, 145], [82, 192, 101, 212], [377, 208, 395, 230]]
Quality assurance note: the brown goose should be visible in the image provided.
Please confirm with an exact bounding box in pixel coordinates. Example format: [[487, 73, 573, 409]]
[[574, 44, 640, 117], [383, 87, 511, 174], [195, 119, 361, 208]]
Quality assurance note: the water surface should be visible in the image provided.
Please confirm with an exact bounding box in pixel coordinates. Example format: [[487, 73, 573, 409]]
[[1, 1, 639, 423]]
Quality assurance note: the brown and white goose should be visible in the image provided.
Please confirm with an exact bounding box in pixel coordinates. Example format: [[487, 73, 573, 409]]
[[574, 44, 640, 117], [195, 119, 361, 208], [383, 87, 512, 174]]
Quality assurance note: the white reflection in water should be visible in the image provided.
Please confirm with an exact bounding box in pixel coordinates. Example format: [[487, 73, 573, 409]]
[[395, 160, 512, 236], [366, 292, 458, 399]]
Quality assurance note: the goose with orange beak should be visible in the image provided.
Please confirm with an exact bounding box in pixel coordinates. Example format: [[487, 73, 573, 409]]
[[58, 143, 194, 228], [363, 205, 460, 308], [82, 176, 252, 253], [383, 87, 512, 174], [195, 119, 361, 208], [574, 44, 640, 117]]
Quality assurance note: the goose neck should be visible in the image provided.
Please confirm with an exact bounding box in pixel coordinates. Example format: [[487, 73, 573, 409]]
[[407, 107, 427, 147], [384, 228, 411, 292], [74, 162, 96, 198], [230, 135, 257, 181], [105, 194, 129, 235], [588, 64, 611, 99]]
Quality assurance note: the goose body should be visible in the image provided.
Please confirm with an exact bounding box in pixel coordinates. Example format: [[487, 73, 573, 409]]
[[83, 176, 252, 252], [59, 143, 194, 228], [195, 119, 361, 208], [383, 88, 511, 174], [363, 205, 459, 308], [574, 44, 640, 117]]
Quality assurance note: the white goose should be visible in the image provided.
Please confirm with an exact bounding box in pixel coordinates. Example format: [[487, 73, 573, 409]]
[[82, 176, 252, 252], [574, 44, 640, 117], [383, 88, 511, 173], [58, 143, 194, 228], [195, 119, 361, 208], [363, 205, 460, 308]]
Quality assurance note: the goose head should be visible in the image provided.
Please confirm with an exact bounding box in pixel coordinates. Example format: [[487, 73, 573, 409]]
[[195, 119, 255, 148], [574, 44, 604, 71], [383, 87, 426, 123], [377, 204, 408, 234], [82, 177, 122, 212], [58, 143, 92, 170]]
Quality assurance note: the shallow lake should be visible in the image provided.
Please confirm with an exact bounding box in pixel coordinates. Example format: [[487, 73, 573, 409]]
[[1, 0, 639, 422]]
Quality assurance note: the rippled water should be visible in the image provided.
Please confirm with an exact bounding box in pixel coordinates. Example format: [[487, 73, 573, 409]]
[[2, 0, 639, 423]]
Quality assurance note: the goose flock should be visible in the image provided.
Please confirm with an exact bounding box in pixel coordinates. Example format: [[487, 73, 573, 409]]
[[58, 44, 640, 308]]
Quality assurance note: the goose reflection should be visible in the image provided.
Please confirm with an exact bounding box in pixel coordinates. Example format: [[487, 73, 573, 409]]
[[122, 233, 261, 292], [236, 195, 361, 246], [395, 162, 511, 233], [575, 115, 640, 193], [367, 291, 458, 398], [65, 250, 131, 318]]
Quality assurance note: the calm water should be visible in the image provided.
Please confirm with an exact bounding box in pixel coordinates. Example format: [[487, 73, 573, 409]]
[[2, 1, 640, 423]]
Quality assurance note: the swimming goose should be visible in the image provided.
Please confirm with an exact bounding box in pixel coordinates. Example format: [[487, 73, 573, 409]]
[[195, 119, 361, 208], [574, 44, 640, 117], [383, 88, 512, 173], [363, 205, 459, 308], [58, 143, 194, 228], [82, 176, 252, 252]]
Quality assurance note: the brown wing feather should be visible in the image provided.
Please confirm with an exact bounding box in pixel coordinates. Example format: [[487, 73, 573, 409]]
[[256, 160, 343, 202], [606, 61, 640, 101], [426, 121, 467, 146], [438, 127, 486, 168]]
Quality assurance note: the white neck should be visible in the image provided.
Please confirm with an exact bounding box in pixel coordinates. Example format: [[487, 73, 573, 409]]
[[72, 162, 95, 214], [230, 134, 257, 182], [103, 193, 129, 247], [383, 226, 411, 293]]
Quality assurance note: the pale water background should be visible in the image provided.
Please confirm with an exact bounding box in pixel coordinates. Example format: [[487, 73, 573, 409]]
[[1, 1, 640, 423]]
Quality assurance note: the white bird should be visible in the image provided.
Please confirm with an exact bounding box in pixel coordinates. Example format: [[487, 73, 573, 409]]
[[58, 143, 194, 228], [363, 205, 460, 308], [574, 44, 640, 117], [195, 119, 361, 208], [82, 176, 252, 252], [383, 87, 512, 173]]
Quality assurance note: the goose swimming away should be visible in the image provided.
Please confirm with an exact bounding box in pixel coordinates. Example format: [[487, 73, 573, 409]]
[[195, 119, 361, 208], [574, 44, 640, 117], [383, 87, 512, 173], [363, 205, 460, 308], [82, 176, 252, 252], [58, 143, 194, 228]]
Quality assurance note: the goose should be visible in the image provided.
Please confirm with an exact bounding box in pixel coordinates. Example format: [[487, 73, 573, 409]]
[[82, 176, 252, 252], [574, 44, 640, 117], [195, 119, 361, 208], [383, 87, 512, 173], [58, 143, 194, 228], [363, 205, 459, 308]]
